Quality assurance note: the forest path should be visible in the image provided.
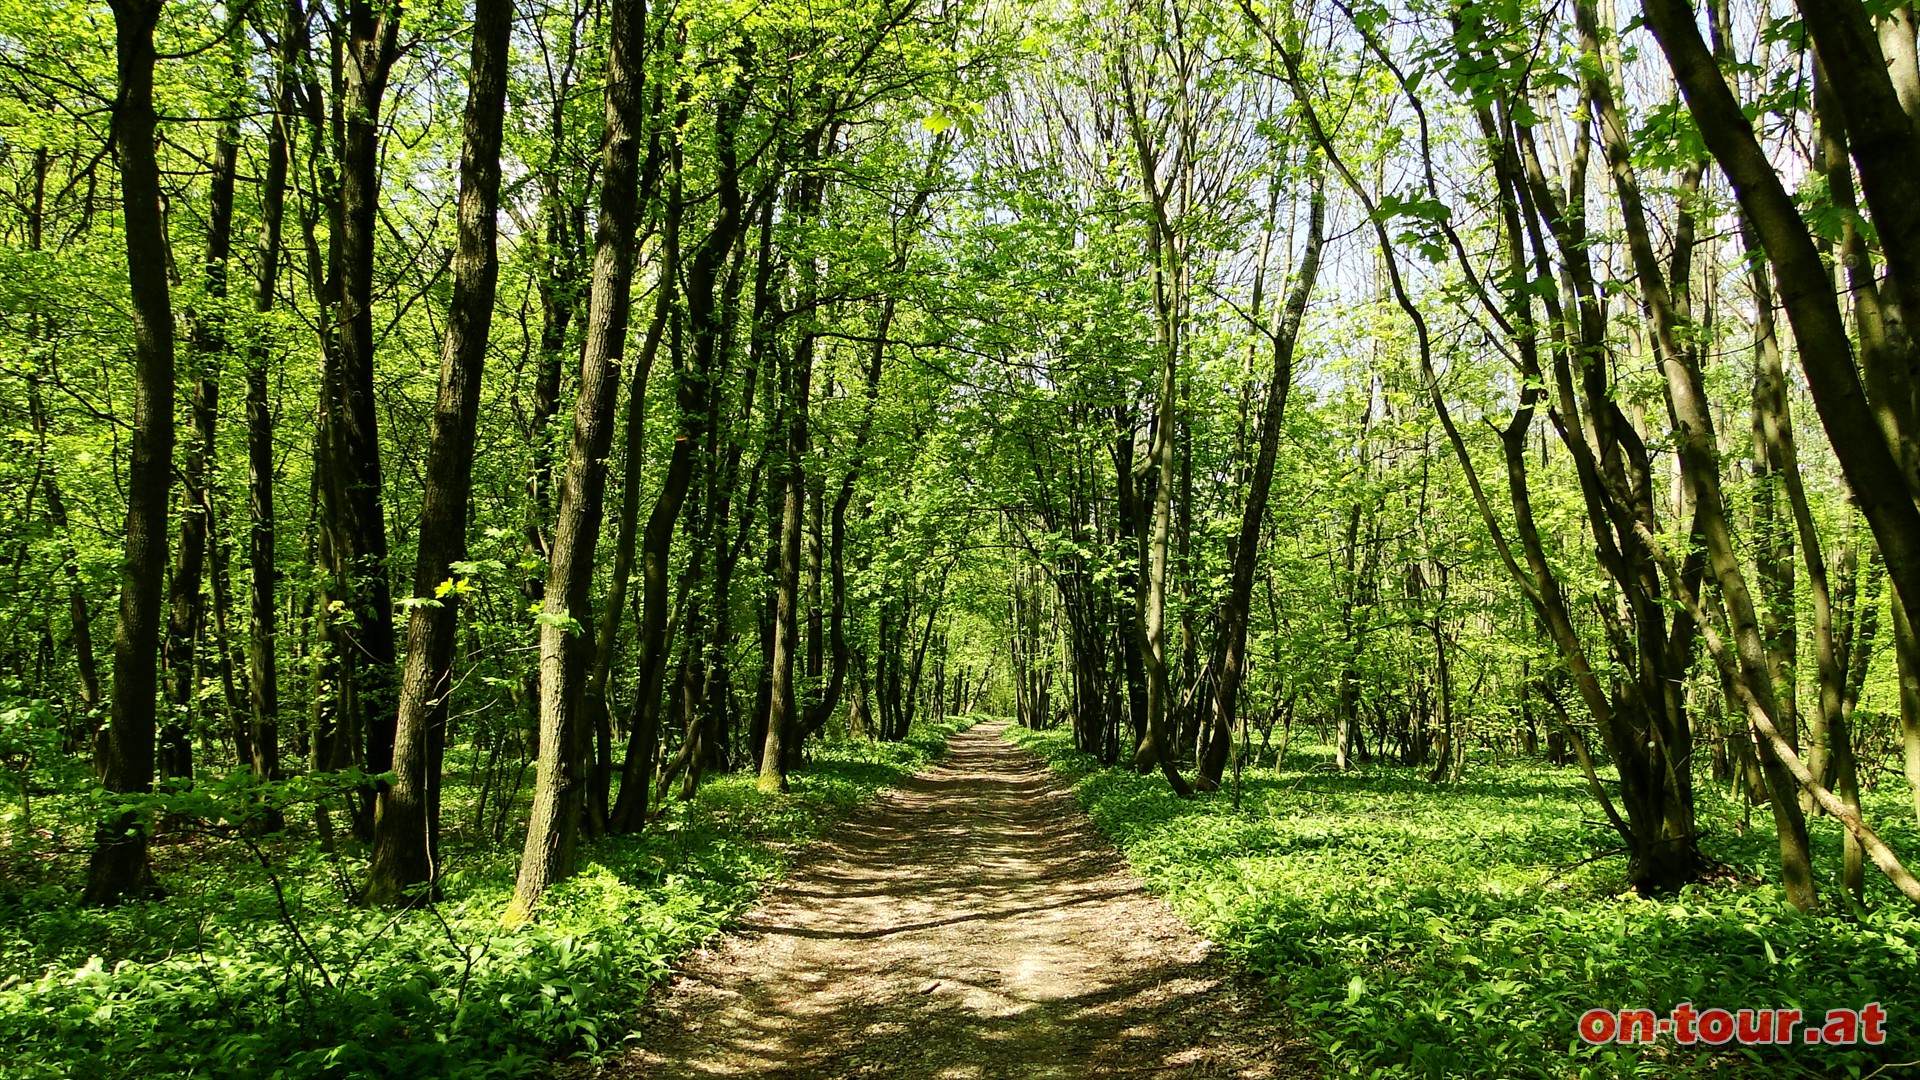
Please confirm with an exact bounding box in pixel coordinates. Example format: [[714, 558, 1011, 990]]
[[610, 721, 1312, 1079]]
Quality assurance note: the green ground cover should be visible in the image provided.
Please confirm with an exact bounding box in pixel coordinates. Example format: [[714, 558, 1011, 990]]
[[1005, 726, 1920, 1080], [0, 716, 969, 1079]]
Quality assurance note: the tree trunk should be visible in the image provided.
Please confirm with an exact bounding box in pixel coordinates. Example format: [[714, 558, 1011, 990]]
[[758, 346, 808, 790], [1577, 0, 1816, 909], [161, 99, 240, 786], [760, 157, 827, 793], [22, 153, 103, 729], [244, 2, 299, 831], [1198, 179, 1324, 789], [581, 209, 673, 835], [367, 0, 511, 907], [507, 0, 653, 923], [319, 0, 402, 840], [86, 0, 173, 907], [609, 60, 748, 830]]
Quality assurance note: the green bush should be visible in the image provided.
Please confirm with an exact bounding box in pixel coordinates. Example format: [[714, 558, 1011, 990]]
[[1007, 726, 1920, 1080]]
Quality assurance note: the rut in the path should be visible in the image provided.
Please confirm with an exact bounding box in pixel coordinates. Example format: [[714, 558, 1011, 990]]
[[612, 721, 1313, 1079]]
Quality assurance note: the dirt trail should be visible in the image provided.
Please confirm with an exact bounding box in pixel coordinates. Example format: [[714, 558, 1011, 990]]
[[614, 721, 1311, 1078]]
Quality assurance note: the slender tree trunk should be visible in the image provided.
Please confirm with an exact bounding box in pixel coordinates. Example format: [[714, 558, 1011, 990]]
[[244, 2, 299, 830], [1134, 337, 1189, 794], [1199, 179, 1324, 789], [23, 154, 102, 725], [805, 478, 823, 684], [1113, 418, 1148, 751], [758, 340, 808, 791], [1122, 107, 1191, 795], [760, 158, 826, 793], [161, 101, 240, 785], [609, 62, 747, 830], [580, 259, 670, 835], [1892, 595, 1920, 831]]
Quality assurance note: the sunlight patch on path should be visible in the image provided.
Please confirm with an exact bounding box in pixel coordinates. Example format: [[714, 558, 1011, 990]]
[[609, 722, 1313, 1079]]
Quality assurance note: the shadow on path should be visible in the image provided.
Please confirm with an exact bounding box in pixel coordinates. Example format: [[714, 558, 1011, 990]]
[[608, 722, 1314, 1079]]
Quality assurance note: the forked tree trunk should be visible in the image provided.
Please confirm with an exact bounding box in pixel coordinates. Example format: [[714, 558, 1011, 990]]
[[1587, 0, 1811, 908]]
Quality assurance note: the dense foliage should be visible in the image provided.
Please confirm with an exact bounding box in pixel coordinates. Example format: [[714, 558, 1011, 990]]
[[5, 0, 1920, 1073]]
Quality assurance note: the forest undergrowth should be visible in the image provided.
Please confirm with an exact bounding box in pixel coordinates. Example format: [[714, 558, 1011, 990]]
[[1006, 726, 1920, 1080], [0, 716, 971, 1079]]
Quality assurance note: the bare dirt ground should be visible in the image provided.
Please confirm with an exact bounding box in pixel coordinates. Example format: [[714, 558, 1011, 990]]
[[602, 721, 1314, 1079]]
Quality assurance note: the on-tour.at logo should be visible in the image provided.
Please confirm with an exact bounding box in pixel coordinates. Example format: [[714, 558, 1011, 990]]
[[1577, 1003, 1888, 1046]]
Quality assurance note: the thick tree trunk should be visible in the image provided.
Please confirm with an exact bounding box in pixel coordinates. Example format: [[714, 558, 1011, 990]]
[[86, 0, 173, 907], [367, 0, 511, 907], [508, 0, 653, 922], [317, 0, 402, 840]]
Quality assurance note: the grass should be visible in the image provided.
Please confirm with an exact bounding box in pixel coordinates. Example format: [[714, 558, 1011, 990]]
[[0, 715, 971, 1079], [1005, 726, 1920, 1080]]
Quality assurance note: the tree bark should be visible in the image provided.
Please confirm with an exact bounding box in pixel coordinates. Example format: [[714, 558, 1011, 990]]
[[367, 0, 512, 906], [1198, 179, 1324, 789], [508, 0, 653, 922], [86, 0, 173, 907], [316, 0, 402, 840]]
